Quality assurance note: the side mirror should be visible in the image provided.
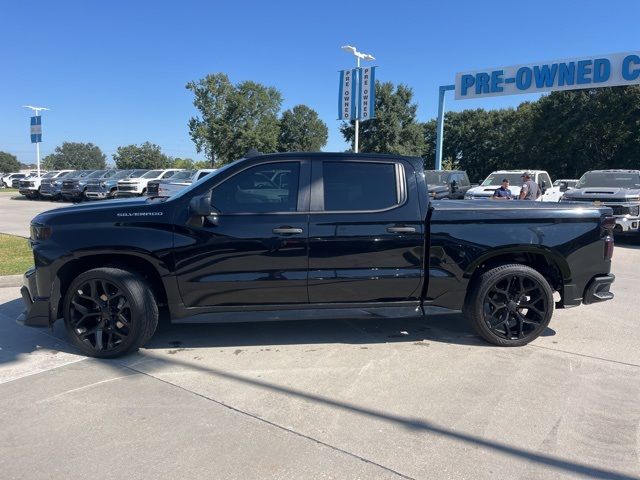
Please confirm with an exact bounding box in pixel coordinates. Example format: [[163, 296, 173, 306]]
[[189, 193, 218, 221], [559, 182, 568, 192]]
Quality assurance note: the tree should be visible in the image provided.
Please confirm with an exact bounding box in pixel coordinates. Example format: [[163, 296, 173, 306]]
[[341, 81, 425, 156], [278, 105, 328, 152], [42, 142, 106, 170], [113, 142, 171, 169], [0, 151, 20, 173], [171, 157, 195, 169], [186, 73, 282, 165]]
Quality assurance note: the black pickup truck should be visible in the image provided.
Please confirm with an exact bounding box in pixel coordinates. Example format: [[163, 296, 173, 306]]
[[19, 153, 616, 358]]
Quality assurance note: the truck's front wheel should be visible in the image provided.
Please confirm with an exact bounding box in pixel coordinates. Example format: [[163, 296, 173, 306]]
[[63, 267, 158, 358], [464, 264, 553, 346]]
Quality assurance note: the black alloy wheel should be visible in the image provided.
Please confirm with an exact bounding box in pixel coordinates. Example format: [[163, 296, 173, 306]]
[[68, 278, 132, 352], [64, 268, 158, 358], [465, 264, 554, 346]]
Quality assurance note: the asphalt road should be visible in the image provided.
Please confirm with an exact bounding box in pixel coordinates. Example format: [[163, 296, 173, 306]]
[[0, 195, 639, 479]]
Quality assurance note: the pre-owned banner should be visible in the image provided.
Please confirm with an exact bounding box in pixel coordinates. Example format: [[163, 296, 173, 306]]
[[358, 66, 376, 120], [30, 115, 42, 143], [338, 69, 357, 120]]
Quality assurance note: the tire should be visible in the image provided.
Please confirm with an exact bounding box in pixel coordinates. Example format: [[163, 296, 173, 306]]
[[464, 264, 554, 347], [108, 188, 117, 199], [63, 267, 158, 358]]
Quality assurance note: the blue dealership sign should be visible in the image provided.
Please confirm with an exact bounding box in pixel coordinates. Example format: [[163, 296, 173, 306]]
[[338, 67, 377, 121], [455, 51, 640, 100], [358, 66, 376, 120], [30, 115, 42, 143]]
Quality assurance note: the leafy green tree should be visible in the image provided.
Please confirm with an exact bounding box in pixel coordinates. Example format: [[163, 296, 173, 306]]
[[194, 160, 213, 169], [171, 157, 196, 169], [42, 142, 106, 170], [113, 142, 171, 169], [0, 151, 20, 173], [341, 81, 425, 156], [186, 73, 282, 165], [278, 105, 328, 152]]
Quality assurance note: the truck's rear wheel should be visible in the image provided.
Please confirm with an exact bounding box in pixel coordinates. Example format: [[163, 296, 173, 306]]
[[63, 267, 158, 358], [464, 264, 553, 346]]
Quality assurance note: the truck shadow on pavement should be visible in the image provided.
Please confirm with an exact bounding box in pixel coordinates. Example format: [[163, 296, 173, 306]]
[[1, 295, 559, 365]]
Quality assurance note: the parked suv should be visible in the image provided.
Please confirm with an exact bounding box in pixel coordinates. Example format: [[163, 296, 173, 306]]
[[425, 170, 472, 199], [117, 169, 182, 197], [465, 170, 552, 200], [2, 173, 28, 188], [19, 170, 73, 198], [85, 169, 149, 200], [151, 169, 217, 197], [560, 170, 640, 233], [60, 170, 100, 201]]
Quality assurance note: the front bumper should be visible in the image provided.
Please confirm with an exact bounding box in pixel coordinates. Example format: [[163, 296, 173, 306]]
[[61, 188, 83, 199], [16, 267, 51, 327], [613, 215, 640, 233], [85, 190, 110, 199], [18, 188, 38, 196]]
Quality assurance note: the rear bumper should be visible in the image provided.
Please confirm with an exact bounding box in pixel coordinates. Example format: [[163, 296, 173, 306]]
[[16, 268, 51, 327], [582, 274, 615, 305]]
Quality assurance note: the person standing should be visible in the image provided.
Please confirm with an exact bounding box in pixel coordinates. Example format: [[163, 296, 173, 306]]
[[492, 178, 513, 200], [519, 171, 541, 200]]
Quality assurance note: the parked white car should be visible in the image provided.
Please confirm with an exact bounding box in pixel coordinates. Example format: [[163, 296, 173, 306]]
[[2, 172, 29, 188], [155, 169, 217, 197], [540, 179, 579, 202], [464, 170, 553, 200], [18, 170, 74, 198], [116, 169, 182, 197]]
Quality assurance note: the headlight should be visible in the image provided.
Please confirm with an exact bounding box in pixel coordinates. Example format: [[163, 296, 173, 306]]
[[30, 223, 52, 241]]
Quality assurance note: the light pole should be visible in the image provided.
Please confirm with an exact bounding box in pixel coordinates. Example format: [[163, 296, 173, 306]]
[[341, 45, 375, 153], [23, 105, 50, 176]]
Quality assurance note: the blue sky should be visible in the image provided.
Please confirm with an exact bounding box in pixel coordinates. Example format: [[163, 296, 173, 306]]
[[2, 0, 639, 164]]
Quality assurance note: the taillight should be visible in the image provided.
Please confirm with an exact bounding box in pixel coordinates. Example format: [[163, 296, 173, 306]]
[[601, 215, 615, 260]]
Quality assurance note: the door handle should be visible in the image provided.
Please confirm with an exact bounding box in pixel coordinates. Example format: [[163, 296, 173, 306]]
[[387, 226, 416, 233], [273, 227, 304, 235]]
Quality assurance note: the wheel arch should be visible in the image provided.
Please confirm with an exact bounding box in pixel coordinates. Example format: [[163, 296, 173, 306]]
[[54, 253, 169, 319], [464, 246, 569, 294]]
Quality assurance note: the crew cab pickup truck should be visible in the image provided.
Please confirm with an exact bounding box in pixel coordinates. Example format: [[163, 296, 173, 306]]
[[465, 170, 552, 200], [425, 170, 472, 199], [560, 170, 640, 234], [18, 153, 616, 358]]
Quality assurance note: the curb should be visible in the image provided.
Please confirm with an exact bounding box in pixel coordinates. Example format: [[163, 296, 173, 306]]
[[0, 275, 22, 288]]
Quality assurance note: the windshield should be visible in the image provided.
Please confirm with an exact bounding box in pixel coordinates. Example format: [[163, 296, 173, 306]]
[[113, 170, 133, 179], [481, 173, 523, 187], [576, 172, 640, 189], [42, 171, 58, 178], [128, 169, 149, 178], [87, 170, 106, 178], [142, 170, 163, 178], [170, 162, 237, 201], [57, 171, 75, 179], [169, 170, 195, 181], [425, 171, 450, 185], [101, 170, 117, 178]]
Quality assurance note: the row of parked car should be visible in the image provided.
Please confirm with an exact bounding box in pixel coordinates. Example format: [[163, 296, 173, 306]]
[[426, 168, 640, 234], [1, 168, 216, 201]]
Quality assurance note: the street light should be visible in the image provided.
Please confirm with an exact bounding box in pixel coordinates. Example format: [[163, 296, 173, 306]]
[[23, 105, 50, 176], [341, 45, 375, 153]]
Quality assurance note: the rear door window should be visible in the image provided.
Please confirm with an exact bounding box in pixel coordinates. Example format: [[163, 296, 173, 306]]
[[322, 161, 399, 211]]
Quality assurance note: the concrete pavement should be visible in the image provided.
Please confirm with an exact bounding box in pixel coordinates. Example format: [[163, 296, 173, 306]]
[[1, 241, 639, 479], [0, 195, 639, 479]]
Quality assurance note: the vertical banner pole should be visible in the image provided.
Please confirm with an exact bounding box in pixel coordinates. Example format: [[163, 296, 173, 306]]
[[36, 141, 41, 176], [354, 57, 360, 153], [435, 85, 455, 170]]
